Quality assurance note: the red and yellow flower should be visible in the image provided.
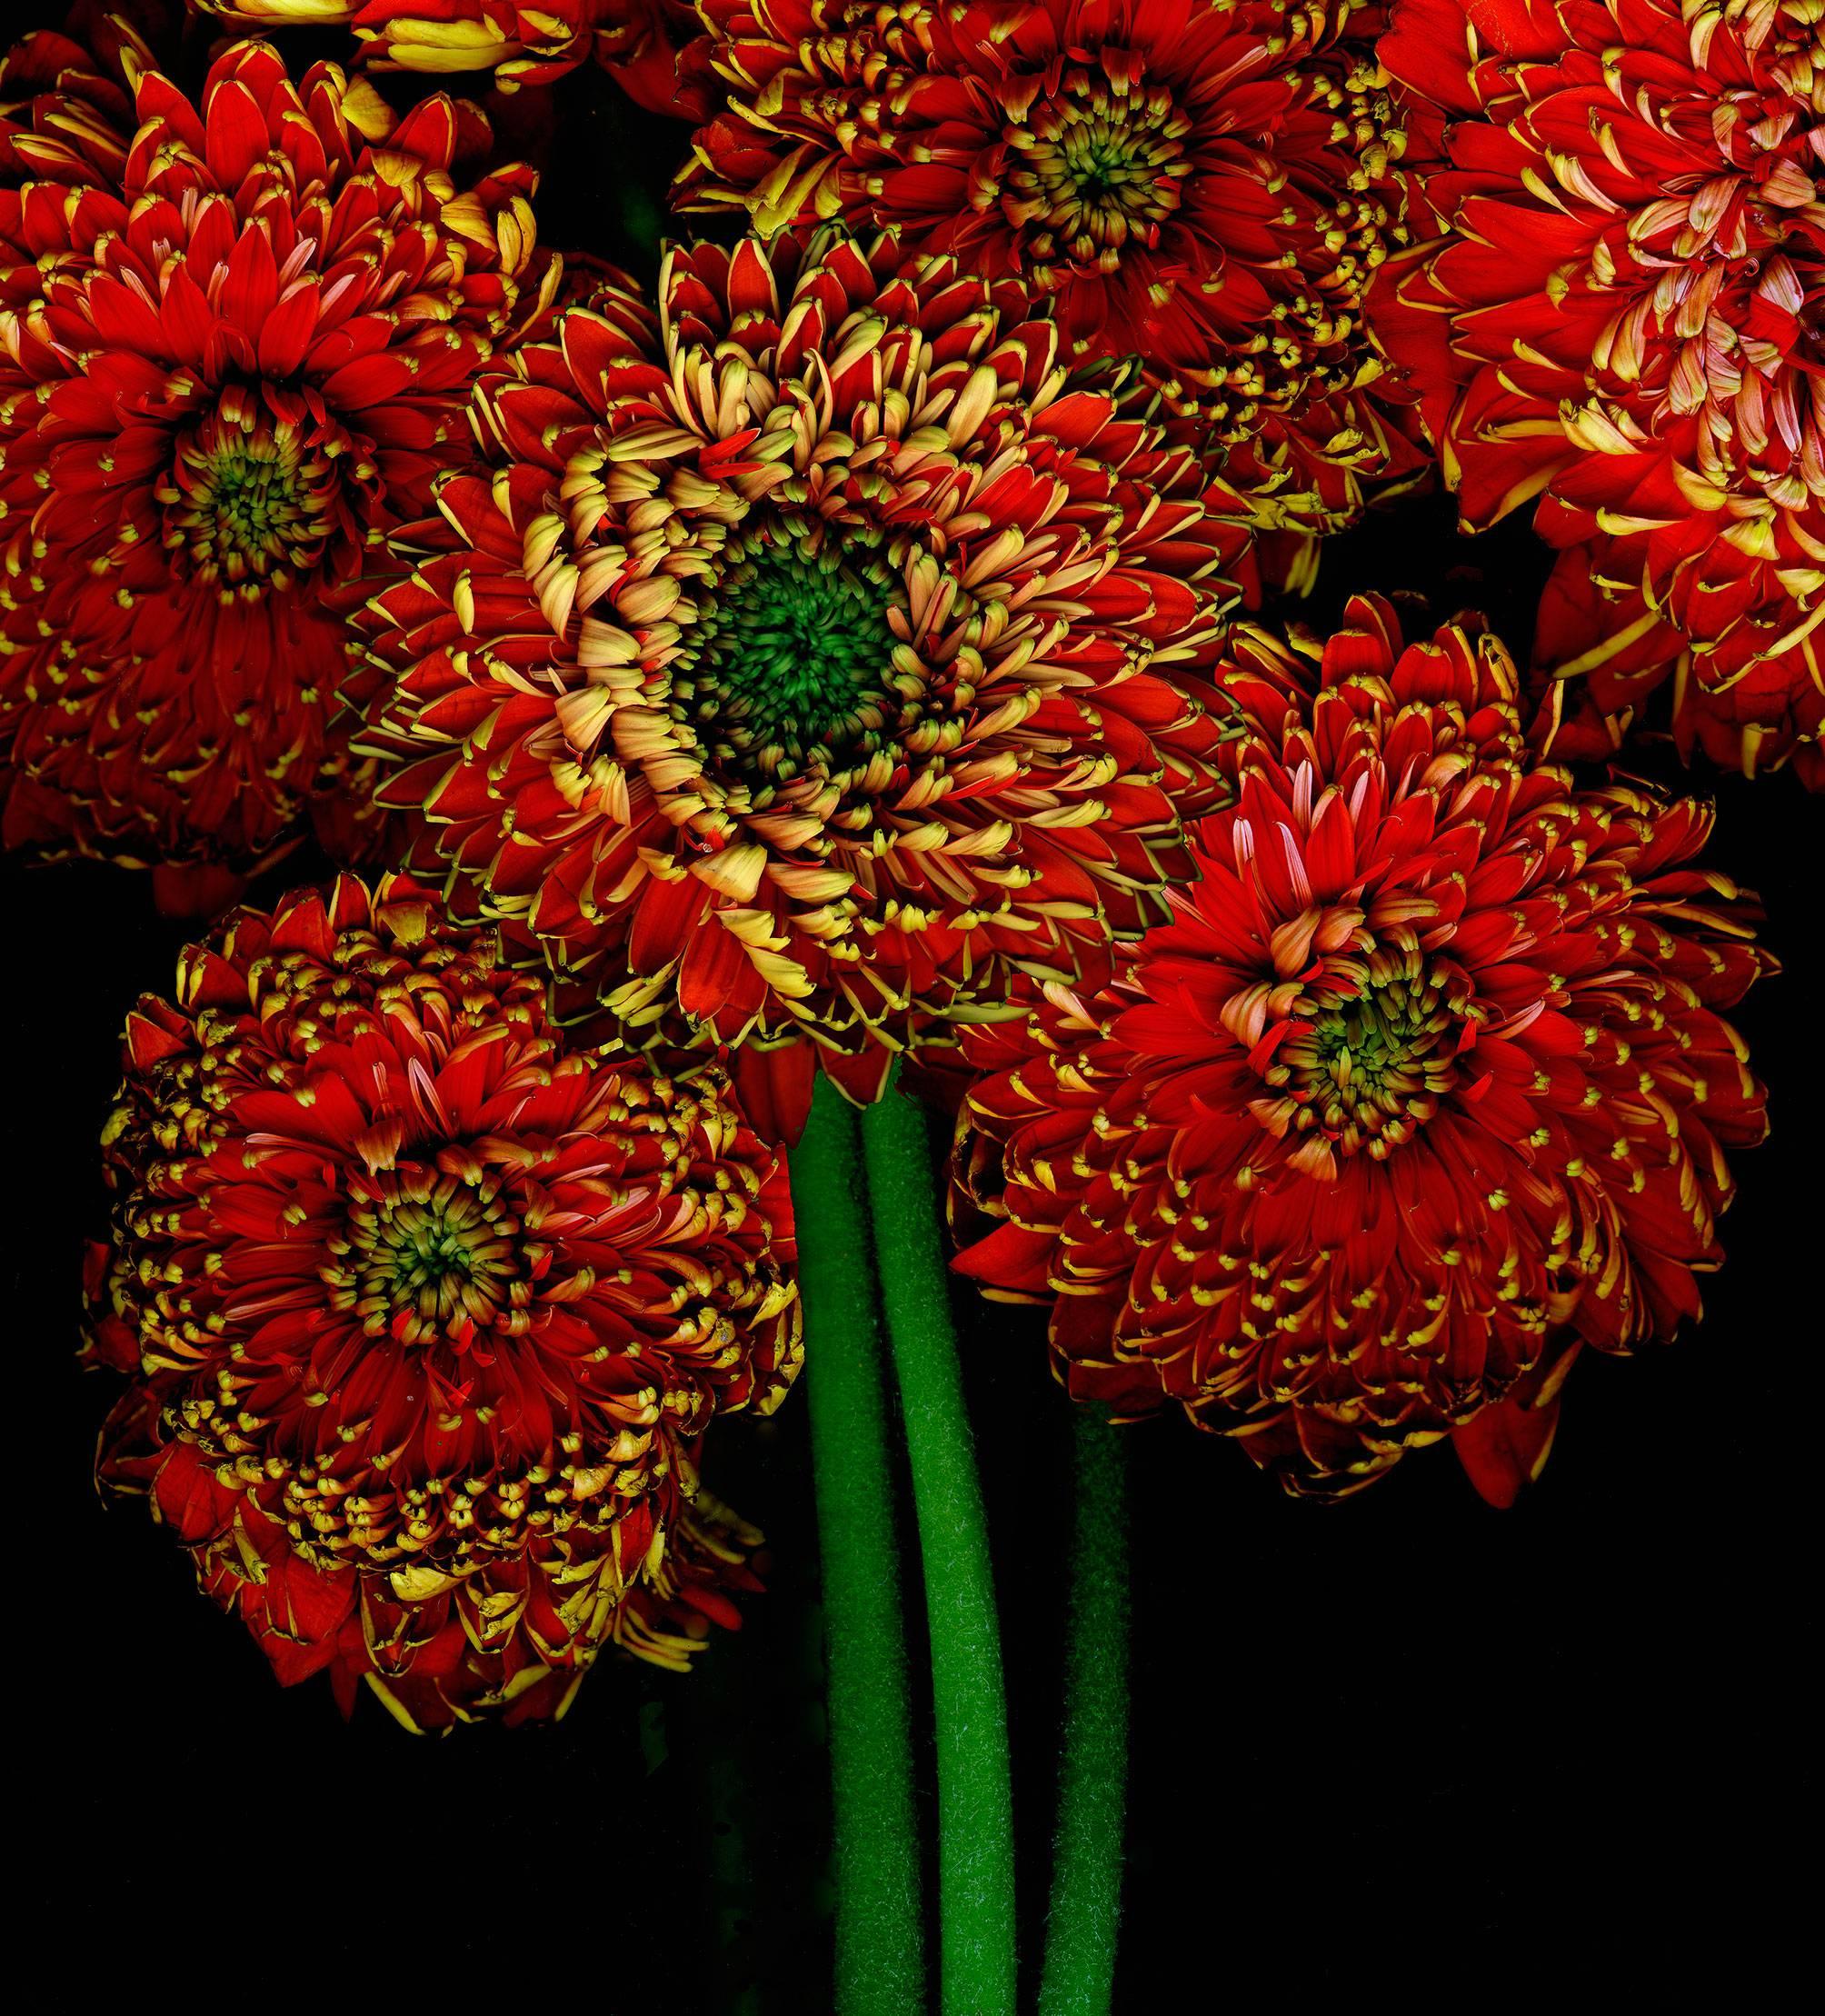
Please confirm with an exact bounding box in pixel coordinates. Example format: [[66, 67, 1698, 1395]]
[[0, 16, 138, 184], [345, 0, 614, 91], [952, 596, 1771, 1500], [356, 228, 1246, 1139], [0, 35, 556, 885], [307, 0, 713, 114], [87, 873, 799, 1729], [673, 0, 1431, 583], [1372, 0, 1825, 781], [189, 0, 363, 23]]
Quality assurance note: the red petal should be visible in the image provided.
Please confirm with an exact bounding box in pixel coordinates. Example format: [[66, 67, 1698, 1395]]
[[202, 77, 268, 190], [1451, 1395, 1563, 1509], [951, 1218, 1055, 1295], [125, 1011, 189, 1070], [219, 223, 280, 333], [733, 1040, 817, 1147], [151, 863, 249, 920], [257, 282, 320, 378]]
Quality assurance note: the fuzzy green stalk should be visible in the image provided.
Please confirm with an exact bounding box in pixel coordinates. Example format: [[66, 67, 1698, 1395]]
[[795, 1079, 927, 2013], [1038, 1408, 1131, 2016], [859, 1086, 1018, 2016]]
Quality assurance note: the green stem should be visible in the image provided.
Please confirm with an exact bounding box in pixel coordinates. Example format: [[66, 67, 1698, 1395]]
[[1038, 1409, 1131, 2016], [860, 1087, 1017, 2016], [795, 1079, 927, 2014]]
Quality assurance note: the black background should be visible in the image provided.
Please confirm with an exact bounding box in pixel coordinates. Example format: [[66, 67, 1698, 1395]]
[[10, 39, 1816, 2011]]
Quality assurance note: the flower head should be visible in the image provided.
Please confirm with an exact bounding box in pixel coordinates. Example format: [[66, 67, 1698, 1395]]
[[952, 596, 1771, 1499], [673, 0, 1430, 577], [87, 873, 800, 1728], [357, 229, 1245, 1138], [1372, 0, 1825, 779], [0, 35, 556, 878]]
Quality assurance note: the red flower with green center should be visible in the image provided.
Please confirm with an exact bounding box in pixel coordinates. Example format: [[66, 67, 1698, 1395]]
[[1371, 0, 1825, 782], [355, 228, 1247, 1141], [673, 0, 1431, 581], [0, 34, 556, 888], [952, 597, 1771, 1500], [87, 873, 800, 1730]]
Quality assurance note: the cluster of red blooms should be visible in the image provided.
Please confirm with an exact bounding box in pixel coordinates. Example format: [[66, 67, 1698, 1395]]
[[673, 0, 1434, 590], [0, 0, 1795, 1722]]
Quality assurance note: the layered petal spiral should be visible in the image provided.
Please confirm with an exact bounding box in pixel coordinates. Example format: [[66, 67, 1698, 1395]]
[[0, 33, 556, 880], [88, 873, 799, 1727], [952, 596, 1771, 1497], [357, 228, 1246, 1136]]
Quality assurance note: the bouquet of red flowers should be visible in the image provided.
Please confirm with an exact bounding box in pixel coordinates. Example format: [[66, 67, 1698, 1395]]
[[7, 0, 1813, 2004]]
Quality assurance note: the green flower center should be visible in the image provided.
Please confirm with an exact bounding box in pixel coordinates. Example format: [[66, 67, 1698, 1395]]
[[1271, 955, 1472, 1160], [678, 544, 903, 780], [159, 391, 341, 601], [389, 1212, 481, 1294], [1005, 65, 1192, 265], [334, 1176, 524, 1347]]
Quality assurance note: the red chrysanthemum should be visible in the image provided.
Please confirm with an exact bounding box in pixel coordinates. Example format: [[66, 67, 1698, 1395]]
[[87, 873, 800, 1729], [952, 595, 1771, 1499], [0, 35, 557, 886], [1372, 0, 1825, 781], [673, 0, 1431, 581], [356, 227, 1247, 1140]]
